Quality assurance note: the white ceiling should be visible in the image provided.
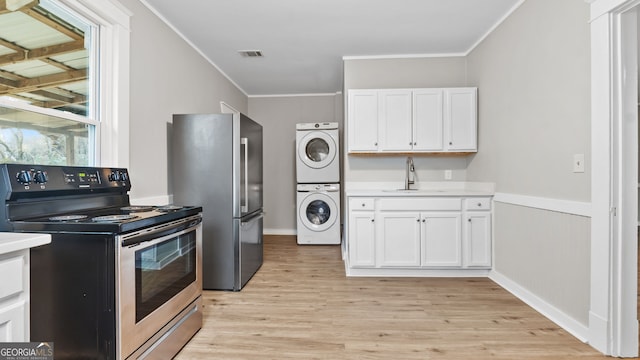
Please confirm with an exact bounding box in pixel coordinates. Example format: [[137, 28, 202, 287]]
[[141, 0, 523, 96]]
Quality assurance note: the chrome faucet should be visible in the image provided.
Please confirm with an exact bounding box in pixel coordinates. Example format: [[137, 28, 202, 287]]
[[405, 156, 415, 190]]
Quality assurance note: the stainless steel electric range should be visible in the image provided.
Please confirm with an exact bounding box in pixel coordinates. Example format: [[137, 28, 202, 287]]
[[0, 163, 203, 360]]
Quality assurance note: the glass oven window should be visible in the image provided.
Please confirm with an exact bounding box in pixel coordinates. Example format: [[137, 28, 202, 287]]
[[135, 230, 196, 322]]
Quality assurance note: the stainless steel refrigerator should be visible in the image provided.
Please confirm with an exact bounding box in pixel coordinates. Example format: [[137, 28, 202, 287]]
[[172, 113, 263, 290]]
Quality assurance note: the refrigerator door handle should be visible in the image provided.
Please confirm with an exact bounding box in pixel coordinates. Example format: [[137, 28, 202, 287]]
[[241, 137, 249, 213], [241, 212, 265, 226]]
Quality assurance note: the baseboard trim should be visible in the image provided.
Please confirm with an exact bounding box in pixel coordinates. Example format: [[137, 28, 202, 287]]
[[346, 267, 490, 277], [588, 311, 609, 353], [489, 270, 589, 342], [264, 228, 296, 236], [493, 192, 591, 217]]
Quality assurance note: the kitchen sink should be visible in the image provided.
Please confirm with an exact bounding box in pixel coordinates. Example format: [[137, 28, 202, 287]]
[[381, 189, 446, 193], [382, 189, 420, 192]]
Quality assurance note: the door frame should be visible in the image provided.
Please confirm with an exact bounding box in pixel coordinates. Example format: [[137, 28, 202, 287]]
[[590, 0, 639, 356]]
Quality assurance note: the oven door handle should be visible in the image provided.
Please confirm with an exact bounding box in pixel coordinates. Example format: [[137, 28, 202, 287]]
[[121, 216, 202, 247]]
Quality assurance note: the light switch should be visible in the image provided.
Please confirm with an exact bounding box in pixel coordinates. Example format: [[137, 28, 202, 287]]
[[573, 154, 585, 173], [444, 170, 452, 180]]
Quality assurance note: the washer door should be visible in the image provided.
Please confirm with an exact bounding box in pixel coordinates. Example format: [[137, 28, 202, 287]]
[[299, 192, 338, 232], [298, 131, 337, 169]]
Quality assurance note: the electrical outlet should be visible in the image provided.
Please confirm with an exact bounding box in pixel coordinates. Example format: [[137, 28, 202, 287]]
[[444, 170, 452, 180], [573, 154, 585, 173]]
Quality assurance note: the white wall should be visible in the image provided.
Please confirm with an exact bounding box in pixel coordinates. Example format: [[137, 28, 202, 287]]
[[120, 0, 248, 203], [248, 94, 343, 233], [343, 57, 470, 186], [465, 0, 590, 201], [465, 0, 592, 332]]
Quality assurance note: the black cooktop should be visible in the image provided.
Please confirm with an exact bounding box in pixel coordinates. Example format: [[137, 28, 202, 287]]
[[11, 205, 202, 234]]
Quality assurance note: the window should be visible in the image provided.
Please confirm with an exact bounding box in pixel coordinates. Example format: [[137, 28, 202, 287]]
[[0, 0, 130, 168], [0, 0, 98, 166]]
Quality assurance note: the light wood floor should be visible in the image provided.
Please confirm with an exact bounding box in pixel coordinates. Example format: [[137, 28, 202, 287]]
[[175, 235, 616, 359]]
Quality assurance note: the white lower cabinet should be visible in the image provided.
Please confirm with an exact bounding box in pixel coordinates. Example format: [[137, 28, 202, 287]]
[[348, 199, 376, 268], [0, 251, 29, 342], [346, 195, 492, 273], [421, 212, 462, 267], [0, 234, 50, 342], [378, 211, 421, 267], [464, 212, 492, 267]]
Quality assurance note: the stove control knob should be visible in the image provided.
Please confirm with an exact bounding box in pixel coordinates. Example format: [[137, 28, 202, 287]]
[[33, 171, 48, 184], [119, 171, 128, 182], [16, 170, 32, 184], [109, 171, 120, 182]]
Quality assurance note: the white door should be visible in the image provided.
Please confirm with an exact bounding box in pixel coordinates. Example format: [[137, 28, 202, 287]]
[[347, 90, 379, 151], [421, 212, 462, 267], [445, 88, 477, 151], [413, 89, 444, 151], [348, 211, 376, 267], [377, 211, 421, 267], [463, 212, 491, 267], [378, 89, 413, 151]]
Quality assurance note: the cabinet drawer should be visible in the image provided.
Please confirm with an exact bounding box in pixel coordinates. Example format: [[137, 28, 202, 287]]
[[349, 198, 374, 210], [464, 198, 491, 211], [378, 198, 461, 211], [0, 255, 24, 300]]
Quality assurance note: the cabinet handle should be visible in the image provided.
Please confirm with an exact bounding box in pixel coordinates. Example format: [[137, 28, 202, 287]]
[[422, 219, 426, 222], [374, 142, 378, 146], [477, 203, 482, 207], [416, 219, 420, 222], [361, 203, 366, 207], [409, 142, 412, 145], [468, 218, 472, 222], [371, 219, 375, 223], [449, 141, 453, 145]]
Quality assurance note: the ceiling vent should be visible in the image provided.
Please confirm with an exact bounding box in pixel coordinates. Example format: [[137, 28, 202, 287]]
[[238, 50, 263, 58]]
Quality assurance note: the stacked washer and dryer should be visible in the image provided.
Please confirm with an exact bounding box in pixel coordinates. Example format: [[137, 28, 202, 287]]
[[296, 122, 341, 245]]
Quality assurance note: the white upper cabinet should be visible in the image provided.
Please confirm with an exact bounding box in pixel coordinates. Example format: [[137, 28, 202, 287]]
[[347, 87, 477, 154], [378, 90, 413, 151], [413, 89, 444, 151], [445, 88, 477, 151], [347, 90, 379, 151]]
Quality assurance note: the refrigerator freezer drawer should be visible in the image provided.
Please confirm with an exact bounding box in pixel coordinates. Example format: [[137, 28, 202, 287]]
[[236, 212, 264, 290]]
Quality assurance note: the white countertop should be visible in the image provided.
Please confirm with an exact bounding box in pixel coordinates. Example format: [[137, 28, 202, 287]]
[[0, 233, 51, 255], [344, 181, 495, 197], [346, 189, 494, 197]]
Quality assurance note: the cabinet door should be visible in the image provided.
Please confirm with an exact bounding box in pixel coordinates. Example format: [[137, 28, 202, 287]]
[[444, 88, 477, 151], [378, 90, 413, 151], [348, 90, 379, 152], [378, 211, 421, 267], [464, 212, 491, 267], [413, 89, 443, 151], [348, 211, 376, 267], [421, 212, 462, 267], [0, 300, 26, 342]]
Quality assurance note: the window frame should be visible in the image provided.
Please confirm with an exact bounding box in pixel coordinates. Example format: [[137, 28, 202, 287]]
[[54, 0, 131, 168]]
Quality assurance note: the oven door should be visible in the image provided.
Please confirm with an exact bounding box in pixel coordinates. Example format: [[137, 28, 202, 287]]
[[118, 215, 203, 359]]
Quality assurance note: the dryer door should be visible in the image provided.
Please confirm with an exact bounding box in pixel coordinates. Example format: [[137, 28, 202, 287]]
[[298, 131, 337, 169], [299, 192, 338, 232]]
